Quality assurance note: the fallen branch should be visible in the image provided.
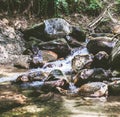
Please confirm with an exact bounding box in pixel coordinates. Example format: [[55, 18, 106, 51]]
[[87, 2, 118, 33]]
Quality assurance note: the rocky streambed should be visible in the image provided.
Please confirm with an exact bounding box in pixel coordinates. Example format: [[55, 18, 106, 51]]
[[0, 18, 120, 116]]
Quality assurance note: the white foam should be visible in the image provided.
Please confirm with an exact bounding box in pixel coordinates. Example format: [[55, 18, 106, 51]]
[[0, 47, 89, 83], [30, 47, 89, 74]]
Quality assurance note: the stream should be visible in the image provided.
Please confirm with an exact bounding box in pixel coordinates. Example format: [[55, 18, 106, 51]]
[[0, 47, 120, 117]]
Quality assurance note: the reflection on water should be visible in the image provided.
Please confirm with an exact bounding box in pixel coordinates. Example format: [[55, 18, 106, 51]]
[[0, 46, 120, 117], [0, 81, 120, 117]]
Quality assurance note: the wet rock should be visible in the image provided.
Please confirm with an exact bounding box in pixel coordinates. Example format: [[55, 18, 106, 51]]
[[46, 69, 66, 81], [110, 40, 120, 70], [16, 71, 47, 84], [78, 82, 108, 97], [73, 68, 112, 87], [65, 36, 83, 47], [108, 80, 120, 95], [43, 79, 69, 91], [56, 82, 108, 97], [72, 54, 93, 72], [70, 26, 86, 42], [40, 69, 69, 91], [38, 38, 71, 57], [87, 38, 115, 55], [92, 51, 110, 69], [44, 18, 72, 39], [30, 48, 58, 68]]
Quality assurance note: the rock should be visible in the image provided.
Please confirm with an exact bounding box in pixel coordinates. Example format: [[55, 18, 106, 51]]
[[30, 48, 58, 68], [87, 38, 115, 55], [23, 22, 46, 41], [78, 82, 108, 97], [46, 69, 66, 81], [16, 71, 47, 84], [72, 54, 93, 72], [38, 38, 71, 57], [112, 25, 120, 34], [26, 36, 44, 49], [44, 18, 72, 39], [41, 69, 69, 91], [23, 18, 72, 40], [110, 40, 120, 70], [108, 80, 120, 95], [0, 19, 16, 39], [70, 26, 86, 42], [0, 33, 26, 64], [92, 51, 110, 69], [56, 82, 108, 97], [43, 79, 69, 91], [14, 55, 30, 69], [65, 36, 83, 47], [23, 18, 86, 41], [73, 68, 112, 87]]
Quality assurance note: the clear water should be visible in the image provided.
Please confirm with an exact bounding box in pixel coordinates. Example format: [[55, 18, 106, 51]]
[[0, 47, 120, 117]]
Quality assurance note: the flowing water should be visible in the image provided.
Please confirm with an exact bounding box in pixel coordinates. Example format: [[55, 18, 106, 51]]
[[0, 47, 120, 117]]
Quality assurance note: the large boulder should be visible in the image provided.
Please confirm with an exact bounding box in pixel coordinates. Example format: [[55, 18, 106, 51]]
[[37, 38, 71, 57], [23, 18, 72, 41], [73, 68, 111, 87], [0, 33, 26, 64], [72, 54, 93, 72], [78, 82, 108, 97], [23, 23, 46, 41], [44, 18, 72, 39], [110, 40, 120, 70], [69, 26, 86, 42], [23, 18, 86, 41], [92, 51, 110, 69], [87, 38, 115, 55]]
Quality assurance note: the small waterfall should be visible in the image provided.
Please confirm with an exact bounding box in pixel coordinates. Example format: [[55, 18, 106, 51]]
[[0, 47, 89, 83], [69, 82, 78, 93], [30, 47, 89, 74]]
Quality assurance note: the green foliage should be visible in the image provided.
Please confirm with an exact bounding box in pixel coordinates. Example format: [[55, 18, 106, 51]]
[[67, 0, 103, 15], [55, 0, 69, 16], [0, 0, 103, 17], [83, 0, 103, 15], [115, 0, 120, 12], [116, 0, 120, 3]]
